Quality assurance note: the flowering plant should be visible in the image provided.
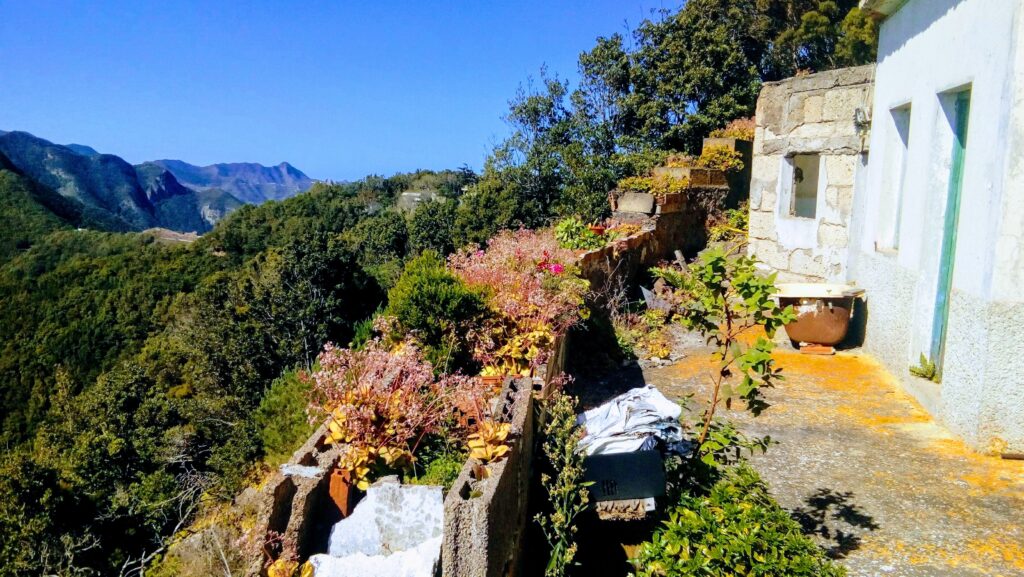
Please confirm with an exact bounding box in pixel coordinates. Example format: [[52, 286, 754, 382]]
[[309, 340, 469, 489], [449, 229, 589, 374]]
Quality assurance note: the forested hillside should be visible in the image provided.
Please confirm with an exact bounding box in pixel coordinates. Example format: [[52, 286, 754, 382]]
[[0, 2, 877, 575]]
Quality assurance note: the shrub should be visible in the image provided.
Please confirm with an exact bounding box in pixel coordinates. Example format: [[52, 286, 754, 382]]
[[616, 175, 690, 196], [256, 370, 315, 466], [408, 199, 458, 255], [385, 251, 488, 372], [696, 145, 745, 173], [654, 249, 794, 467], [709, 117, 755, 141], [631, 465, 846, 577], [535, 392, 590, 577], [554, 217, 605, 251], [345, 211, 409, 289], [449, 229, 589, 375]]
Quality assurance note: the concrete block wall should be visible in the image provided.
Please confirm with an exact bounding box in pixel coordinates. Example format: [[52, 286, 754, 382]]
[[236, 203, 702, 575], [441, 378, 538, 577], [748, 65, 874, 282]]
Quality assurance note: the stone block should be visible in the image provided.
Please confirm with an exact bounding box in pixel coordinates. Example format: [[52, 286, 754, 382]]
[[759, 187, 778, 212], [789, 249, 827, 278], [825, 155, 856, 186], [308, 478, 445, 577], [748, 210, 777, 242], [616, 192, 656, 214], [837, 185, 855, 217], [749, 239, 790, 272], [783, 92, 808, 133], [758, 90, 784, 134], [818, 223, 849, 248], [804, 95, 824, 123], [823, 88, 864, 123]]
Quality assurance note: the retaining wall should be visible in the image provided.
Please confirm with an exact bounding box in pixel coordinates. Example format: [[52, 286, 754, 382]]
[[239, 198, 709, 575]]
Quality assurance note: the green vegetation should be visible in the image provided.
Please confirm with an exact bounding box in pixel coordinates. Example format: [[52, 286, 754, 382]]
[[405, 444, 466, 492], [535, 392, 591, 577], [384, 251, 488, 372], [630, 465, 846, 577], [256, 370, 315, 466], [554, 216, 605, 251], [0, 170, 463, 576], [0, 2, 879, 573], [708, 201, 750, 243], [910, 353, 939, 382], [654, 249, 795, 467], [409, 198, 459, 255], [464, 0, 877, 224], [695, 146, 745, 173]]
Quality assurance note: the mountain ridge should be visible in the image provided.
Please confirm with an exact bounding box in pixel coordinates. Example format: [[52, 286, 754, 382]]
[[150, 158, 314, 204], [0, 130, 309, 233]]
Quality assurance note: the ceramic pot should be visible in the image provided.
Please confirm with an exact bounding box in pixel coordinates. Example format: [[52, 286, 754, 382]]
[[329, 468, 356, 518]]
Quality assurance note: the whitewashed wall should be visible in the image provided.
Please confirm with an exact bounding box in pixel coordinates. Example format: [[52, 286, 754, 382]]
[[848, 0, 1024, 452]]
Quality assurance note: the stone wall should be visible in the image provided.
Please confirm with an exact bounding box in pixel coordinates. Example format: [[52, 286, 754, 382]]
[[748, 65, 874, 282]]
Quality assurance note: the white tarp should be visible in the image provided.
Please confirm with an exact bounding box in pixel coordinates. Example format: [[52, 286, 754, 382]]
[[576, 385, 685, 456], [308, 477, 443, 577]]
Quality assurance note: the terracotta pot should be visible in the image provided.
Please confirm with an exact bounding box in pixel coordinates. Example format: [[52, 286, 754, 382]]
[[588, 225, 607, 236], [480, 374, 505, 390], [329, 468, 357, 518], [454, 395, 480, 429]]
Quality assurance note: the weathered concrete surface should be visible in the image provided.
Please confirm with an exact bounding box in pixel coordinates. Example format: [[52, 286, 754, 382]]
[[441, 378, 537, 577], [626, 337, 1024, 577]]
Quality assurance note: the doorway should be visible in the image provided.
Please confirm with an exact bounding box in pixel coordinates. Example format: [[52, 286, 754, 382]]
[[930, 88, 971, 380]]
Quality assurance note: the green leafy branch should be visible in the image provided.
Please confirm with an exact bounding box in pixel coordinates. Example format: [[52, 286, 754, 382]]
[[654, 248, 794, 466], [535, 392, 592, 577]]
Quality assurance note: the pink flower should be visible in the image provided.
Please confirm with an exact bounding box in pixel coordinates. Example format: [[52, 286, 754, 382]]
[[548, 263, 565, 275]]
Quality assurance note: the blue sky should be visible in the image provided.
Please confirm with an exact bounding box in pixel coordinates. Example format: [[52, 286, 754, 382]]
[[0, 1, 677, 181]]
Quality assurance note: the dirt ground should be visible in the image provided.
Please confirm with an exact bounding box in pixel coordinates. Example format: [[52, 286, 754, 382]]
[[573, 329, 1024, 577]]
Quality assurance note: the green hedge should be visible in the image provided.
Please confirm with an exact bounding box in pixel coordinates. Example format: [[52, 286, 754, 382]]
[[631, 465, 845, 577]]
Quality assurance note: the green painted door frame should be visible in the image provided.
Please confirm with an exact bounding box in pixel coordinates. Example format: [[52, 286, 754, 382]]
[[930, 90, 971, 380]]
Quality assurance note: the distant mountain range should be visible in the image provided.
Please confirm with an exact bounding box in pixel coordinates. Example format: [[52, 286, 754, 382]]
[[0, 130, 315, 233], [148, 159, 312, 204]]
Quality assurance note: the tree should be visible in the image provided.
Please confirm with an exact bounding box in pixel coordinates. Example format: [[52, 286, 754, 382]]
[[409, 199, 458, 255], [345, 211, 409, 289], [384, 251, 487, 372]]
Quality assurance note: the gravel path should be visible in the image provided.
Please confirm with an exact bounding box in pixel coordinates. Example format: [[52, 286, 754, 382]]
[[591, 337, 1024, 577]]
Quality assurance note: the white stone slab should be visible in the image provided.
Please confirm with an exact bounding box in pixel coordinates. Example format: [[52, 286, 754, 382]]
[[310, 477, 444, 577]]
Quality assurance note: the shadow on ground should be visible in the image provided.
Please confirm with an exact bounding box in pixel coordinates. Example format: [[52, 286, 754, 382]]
[[790, 488, 880, 559]]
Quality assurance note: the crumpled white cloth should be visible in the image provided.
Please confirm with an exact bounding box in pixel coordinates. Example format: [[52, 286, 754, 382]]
[[577, 385, 685, 456]]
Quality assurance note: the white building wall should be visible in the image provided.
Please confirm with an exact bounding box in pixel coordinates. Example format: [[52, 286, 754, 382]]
[[849, 0, 1024, 452]]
